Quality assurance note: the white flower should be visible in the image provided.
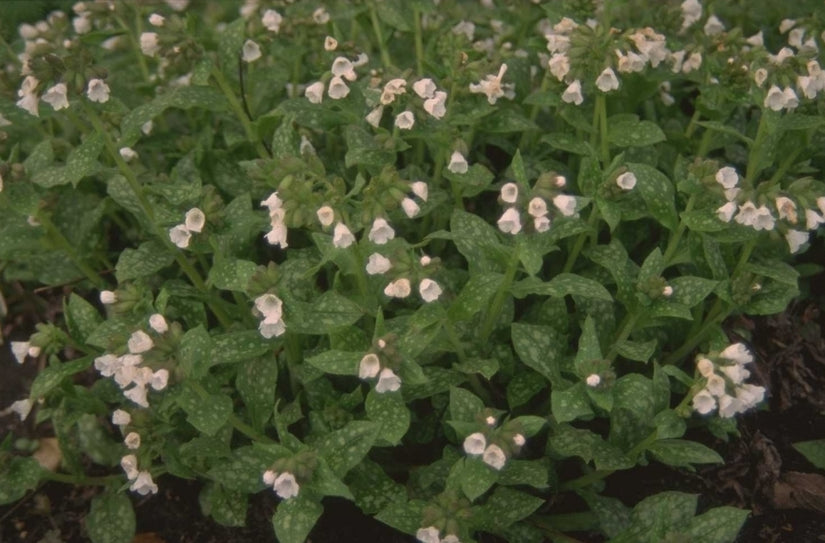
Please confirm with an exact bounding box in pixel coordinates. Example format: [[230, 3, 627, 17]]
[[324, 36, 338, 51], [263, 470, 278, 486], [420, 255, 432, 267], [242, 40, 262, 63], [141, 120, 153, 135], [112, 409, 131, 426], [764, 85, 785, 111], [736, 384, 765, 408], [616, 50, 646, 73], [305, 81, 324, 104], [312, 7, 329, 24], [704, 15, 725, 36], [121, 455, 139, 480], [124, 432, 141, 449], [331, 57, 357, 82], [616, 172, 637, 190], [534, 216, 551, 232], [368, 218, 395, 244], [401, 198, 420, 218], [265, 222, 288, 248], [805, 209, 825, 230], [662, 285, 674, 297], [553, 194, 577, 217], [11, 341, 31, 364], [715, 167, 739, 189], [441, 535, 460, 543], [366, 253, 391, 275], [17, 89, 39, 117], [130, 471, 158, 495], [375, 368, 401, 393], [149, 13, 165, 27], [423, 91, 447, 119], [719, 343, 753, 365], [528, 197, 548, 218], [86, 78, 110, 103], [681, 0, 702, 29], [769, 47, 794, 65], [717, 394, 743, 418], [706, 374, 726, 397], [716, 201, 737, 222], [485, 415, 496, 426], [128, 330, 154, 354], [548, 53, 570, 81], [411, 182, 429, 201], [448, 151, 468, 174], [165, 0, 189, 11], [316, 206, 335, 227], [720, 364, 750, 385], [258, 316, 286, 339], [118, 147, 138, 162], [513, 434, 526, 447], [586, 374, 601, 387], [786, 229, 808, 253], [595, 67, 619, 92], [359, 353, 381, 379], [682, 52, 702, 73], [262, 9, 282, 32], [416, 527, 440, 543], [384, 278, 411, 298], [497, 207, 522, 235], [482, 444, 507, 470], [10, 399, 32, 421], [775, 196, 797, 223], [734, 202, 775, 231], [150, 369, 169, 391], [413, 78, 436, 99], [692, 389, 716, 415], [500, 182, 519, 204], [463, 432, 486, 455], [333, 222, 355, 248], [562, 80, 584, 105], [327, 76, 350, 99], [469, 64, 513, 105], [149, 314, 168, 334], [139, 32, 160, 57], [697, 358, 714, 378], [365, 105, 384, 128], [255, 293, 283, 321], [779, 18, 797, 34], [183, 208, 205, 233], [395, 111, 415, 130], [94, 354, 120, 377], [418, 279, 443, 302], [782, 87, 799, 110], [42, 83, 69, 111], [747, 31, 764, 48], [124, 385, 149, 407]]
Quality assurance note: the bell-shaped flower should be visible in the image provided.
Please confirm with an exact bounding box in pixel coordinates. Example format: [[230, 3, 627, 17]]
[[368, 218, 395, 244], [553, 194, 577, 217], [482, 444, 507, 470], [692, 389, 716, 415], [262, 9, 282, 32], [463, 432, 486, 455], [418, 278, 442, 302], [500, 182, 518, 203], [366, 253, 391, 275], [333, 222, 355, 248], [375, 368, 401, 393], [130, 471, 158, 495], [273, 472, 300, 499], [128, 330, 154, 354], [305, 81, 324, 104], [42, 83, 69, 111], [786, 229, 808, 253], [562, 80, 583, 105], [112, 409, 131, 426], [448, 151, 468, 174], [423, 91, 447, 119], [359, 353, 381, 379], [327, 76, 350, 100], [384, 278, 411, 298], [595, 67, 620, 92], [497, 207, 522, 234], [616, 172, 637, 190]]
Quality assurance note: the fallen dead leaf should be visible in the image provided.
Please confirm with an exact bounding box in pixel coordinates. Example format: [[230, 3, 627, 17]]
[[132, 532, 166, 543], [772, 471, 825, 513], [32, 437, 62, 472]]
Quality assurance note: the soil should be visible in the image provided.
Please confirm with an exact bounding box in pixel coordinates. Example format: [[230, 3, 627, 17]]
[[2, 252, 825, 543]]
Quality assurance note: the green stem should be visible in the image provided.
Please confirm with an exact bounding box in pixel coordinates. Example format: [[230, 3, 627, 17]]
[[369, 3, 393, 69], [479, 248, 520, 342], [696, 127, 713, 157], [190, 382, 274, 443], [606, 311, 640, 363], [662, 299, 726, 366], [596, 94, 610, 165], [116, 13, 151, 83], [210, 66, 270, 159], [42, 472, 121, 486], [38, 214, 107, 289], [684, 110, 701, 139], [745, 110, 769, 184], [562, 208, 600, 273], [663, 193, 696, 265], [413, 6, 424, 76]]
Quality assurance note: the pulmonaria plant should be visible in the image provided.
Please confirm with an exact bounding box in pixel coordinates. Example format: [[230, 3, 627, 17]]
[[2, 2, 825, 543]]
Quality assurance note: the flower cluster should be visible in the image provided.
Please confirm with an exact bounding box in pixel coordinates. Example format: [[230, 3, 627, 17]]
[[254, 293, 286, 338], [462, 416, 525, 471], [416, 526, 461, 543], [496, 174, 576, 235], [358, 339, 402, 393], [692, 343, 766, 418], [261, 192, 287, 248], [121, 454, 158, 496], [168, 208, 206, 249]]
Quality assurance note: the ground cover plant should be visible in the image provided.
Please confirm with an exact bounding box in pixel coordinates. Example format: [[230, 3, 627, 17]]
[[2, 0, 825, 541]]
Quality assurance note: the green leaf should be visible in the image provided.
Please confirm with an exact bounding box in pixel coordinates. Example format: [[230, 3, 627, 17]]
[[499, 459, 550, 489], [23, 140, 54, 175], [653, 410, 687, 440], [458, 457, 499, 501], [236, 355, 279, 430], [310, 459, 353, 500], [0, 457, 43, 505], [366, 390, 410, 445], [628, 163, 678, 230], [616, 339, 657, 363], [177, 385, 233, 436], [211, 330, 273, 365], [670, 276, 718, 308], [450, 209, 508, 272], [574, 315, 602, 367], [346, 460, 406, 514], [200, 484, 247, 527], [612, 491, 698, 543], [64, 293, 102, 343], [608, 119, 666, 148], [454, 357, 500, 380], [305, 350, 361, 376], [647, 439, 724, 468], [449, 386, 485, 422], [316, 421, 379, 477], [506, 370, 546, 408], [509, 416, 547, 437], [30, 358, 91, 399], [448, 272, 502, 321], [217, 18, 245, 76], [207, 446, 274, 493], [178, 325, 214, 378], [792, 440, 825, 470], [686, 506, 750, 543], [444, 163, 496, 198], [272, 495, 323, 543], [288, 292, 363, 334], [207, 258, 257, 292], [31, 133, 104, 188], [511, 274, 613, 302], [477, 487, 545, 530], [583, 493, 631, 538], [551, 383, 594, 423], [510, 149, 528, 185], [375, 499, 426, 536], [86, 492, 136, 543], [541, 132, 595, 155], [115, 241, 174, 282], [511, 322, 564, 384]]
